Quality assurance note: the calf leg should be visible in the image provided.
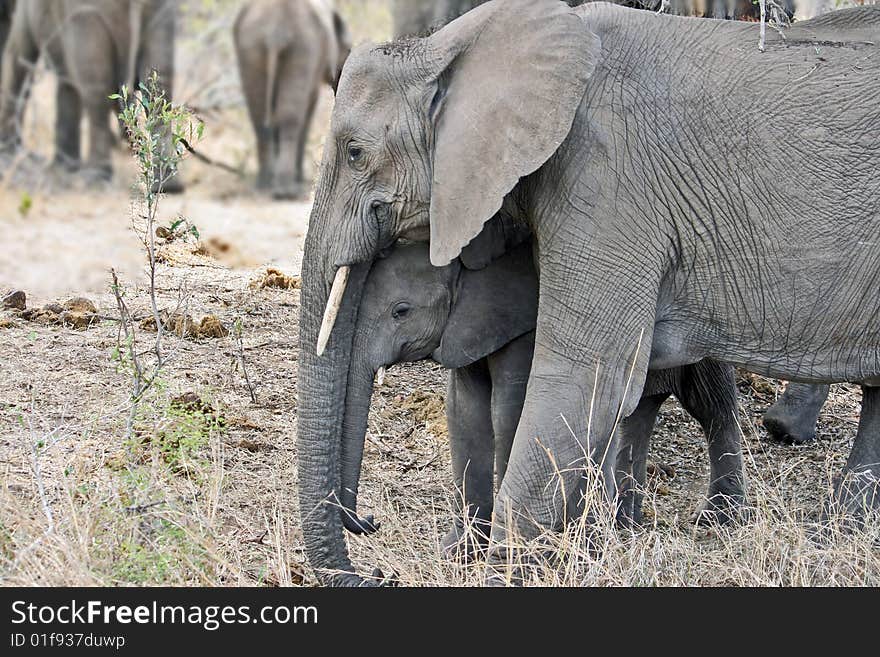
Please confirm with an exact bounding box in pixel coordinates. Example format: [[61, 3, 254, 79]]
[[677, 360, 745, 525], [615, 392, 669, 528], [443, 360, 495, 560], [487, 333, 534, 486]]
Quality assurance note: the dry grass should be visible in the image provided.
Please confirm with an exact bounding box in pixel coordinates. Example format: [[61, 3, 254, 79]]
[[1, 254, 877, 587]]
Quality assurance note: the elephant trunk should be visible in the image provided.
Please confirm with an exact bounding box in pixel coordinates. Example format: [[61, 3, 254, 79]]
[[338, 342, 380, 535], [297, 195, 372, 586]]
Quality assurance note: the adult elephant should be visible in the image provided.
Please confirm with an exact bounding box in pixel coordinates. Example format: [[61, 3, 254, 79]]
[[395, 1, 829, 450], [0, 0, 182, 190], [234, 0, 351, 199], [297, 1, 880, 585]]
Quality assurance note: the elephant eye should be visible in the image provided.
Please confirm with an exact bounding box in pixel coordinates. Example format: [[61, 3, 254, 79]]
[[347, 144, 364, 167], [391, 302, 411, 320]]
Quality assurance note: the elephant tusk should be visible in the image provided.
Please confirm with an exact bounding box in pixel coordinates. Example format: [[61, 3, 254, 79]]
[[316, 265, 350, 356], [376, 367, 386, 386]]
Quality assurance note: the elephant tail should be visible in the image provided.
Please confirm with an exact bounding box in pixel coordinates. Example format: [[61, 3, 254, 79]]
[[263, 46, 280, 130]]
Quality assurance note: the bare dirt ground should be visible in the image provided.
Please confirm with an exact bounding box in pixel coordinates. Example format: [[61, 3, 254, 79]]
[[1, 1, 877, 587]]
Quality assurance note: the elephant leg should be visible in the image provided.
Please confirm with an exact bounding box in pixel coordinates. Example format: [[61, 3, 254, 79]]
[[763, 382, 830, 444], [487, 338, 648, 583], [677, 360, 745, 525], [234, 40, 274, 190], [271, 53, 316, 200], [486, 333, 534, 486], [443, 360, 495, 560], [827, 385, 880, 523], [294, 89, 318, 189], [65, 20, 115, 183], [614, 392, 668, 529], [0, 16, 38, 150], [53, 80, 81, 170], [711, 0, 728, 19], [140, 0, 184, 194], [256, 126, 275, 191]]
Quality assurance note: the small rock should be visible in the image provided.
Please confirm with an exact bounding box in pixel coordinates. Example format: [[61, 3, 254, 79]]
[[2, 290, 26, 311], [0, 317, 17, 329]]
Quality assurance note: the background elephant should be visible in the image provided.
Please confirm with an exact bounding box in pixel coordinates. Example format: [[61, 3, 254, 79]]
[[234, 0, 351, 199], [0, 0, 181, 189], [297, 1, 880, 584], [330, 236, 745, 576], [392, 0, 587, 38]]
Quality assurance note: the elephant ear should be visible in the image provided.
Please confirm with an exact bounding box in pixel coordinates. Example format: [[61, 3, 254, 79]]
[[425, 0, 601, 267], [437, 241, 538, 369]]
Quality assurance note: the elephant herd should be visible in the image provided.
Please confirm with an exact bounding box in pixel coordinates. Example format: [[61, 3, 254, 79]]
[[0, 0, 350, 197], [297, 0, 880, 586]]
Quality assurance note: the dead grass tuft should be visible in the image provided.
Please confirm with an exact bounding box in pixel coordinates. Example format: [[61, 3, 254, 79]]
[[400, 390, 448, 439], [139, 310, 229, 339], [250, 268, 301, 291]]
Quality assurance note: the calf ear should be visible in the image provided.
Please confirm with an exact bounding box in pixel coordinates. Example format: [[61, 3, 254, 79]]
[[437, 242, 538, 369], [459, 211, 532, 271], [425, 0, 600, 267]]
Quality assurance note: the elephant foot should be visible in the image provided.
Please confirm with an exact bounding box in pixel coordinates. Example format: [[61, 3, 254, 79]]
[[256, 172, 273, 191], [152, 174, 185, 195], [80, 165, 113, 188], [763, 410, 816, 444], [52, 153, 80, 173], [272, 181, 310, 201], [692, 491, 746, 526], [824, 470, 880, 529], [762, 384, 829, 445], [441, 517, 490, 563]]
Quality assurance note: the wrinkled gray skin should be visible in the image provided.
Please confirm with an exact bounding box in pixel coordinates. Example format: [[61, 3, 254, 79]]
[[234, 0, 351, 199], [0, 0, 181, 190], [338, 241, 744, 558], [297, 1, 880, 585], [390, 0, 796, 40]]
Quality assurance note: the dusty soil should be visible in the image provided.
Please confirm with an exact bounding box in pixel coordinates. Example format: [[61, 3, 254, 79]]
[[0, 1, 875, 586]]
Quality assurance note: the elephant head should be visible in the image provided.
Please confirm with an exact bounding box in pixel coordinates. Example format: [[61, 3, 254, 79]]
[[297, 0, 596, 585], [337, 240, 538, 536]]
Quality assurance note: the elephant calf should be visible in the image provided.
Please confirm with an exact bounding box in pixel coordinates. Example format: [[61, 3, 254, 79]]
[[338, 241, 746, 557], [234, 0, 351, 199]]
